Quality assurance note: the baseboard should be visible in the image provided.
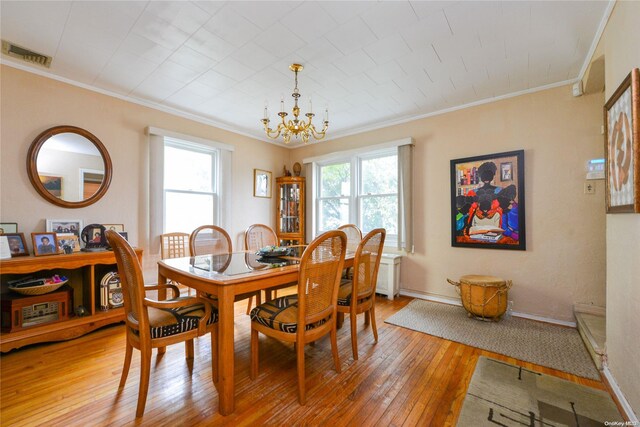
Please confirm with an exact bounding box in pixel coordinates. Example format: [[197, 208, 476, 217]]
[[398, 290, 577, 328], [602, 365, 639, 422], [574, 303, 606, 317]]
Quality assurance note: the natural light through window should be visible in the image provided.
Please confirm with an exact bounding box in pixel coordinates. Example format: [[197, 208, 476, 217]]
[[316, 148, 399, 245], [164, 143, 218, 233]]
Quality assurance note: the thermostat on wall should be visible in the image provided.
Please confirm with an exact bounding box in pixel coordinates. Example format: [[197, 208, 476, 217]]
[[586, 158, 605, 180]]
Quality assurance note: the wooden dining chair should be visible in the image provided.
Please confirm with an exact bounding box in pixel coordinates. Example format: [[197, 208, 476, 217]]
[[336, 228, 386, 360], [190, 225, 261, 310], [161, 232, 191, 294], [105, 230, 218, 418], [250, 230, 347, 405], [338, 224, 362, 250], [338, 224, 362, 279], [189, 225, 232, 257]]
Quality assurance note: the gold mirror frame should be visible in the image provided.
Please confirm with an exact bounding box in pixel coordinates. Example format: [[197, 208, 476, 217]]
[[27, 125, 113, 208]]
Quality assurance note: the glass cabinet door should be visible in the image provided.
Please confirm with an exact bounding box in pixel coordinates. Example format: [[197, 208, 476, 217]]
[[279, 183, 300, 234]]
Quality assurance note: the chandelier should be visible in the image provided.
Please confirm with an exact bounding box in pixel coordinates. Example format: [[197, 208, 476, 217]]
[[261, 64, 328, 144]]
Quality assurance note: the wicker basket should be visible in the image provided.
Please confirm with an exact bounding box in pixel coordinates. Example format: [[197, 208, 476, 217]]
[[8, 280, 68, 296], [447, 275, 512, 321]]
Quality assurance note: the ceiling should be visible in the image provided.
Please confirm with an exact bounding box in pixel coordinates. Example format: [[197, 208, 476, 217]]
[[0, 1, 611, 146]]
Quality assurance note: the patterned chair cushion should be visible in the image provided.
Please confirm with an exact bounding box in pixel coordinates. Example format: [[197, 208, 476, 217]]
[[146, 300, 218, 339], [337, 280, 353, 306], [250, 295, 327, 333]]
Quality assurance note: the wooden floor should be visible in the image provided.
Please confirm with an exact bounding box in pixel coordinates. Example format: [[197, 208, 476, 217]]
[[0, 295, 608, 426]]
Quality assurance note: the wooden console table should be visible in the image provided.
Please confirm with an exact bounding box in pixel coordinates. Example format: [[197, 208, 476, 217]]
[[0, 249, 142, 352]]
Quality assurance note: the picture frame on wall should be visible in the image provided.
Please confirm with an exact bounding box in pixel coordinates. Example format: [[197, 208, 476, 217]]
[[604, 68, 639, 213], [46, 219, 83, 238], [254, 169, 272, 198], [39, 175, 62, 198], [32, 232, 59, 256], [0, 223, 18, 234], [4, 233, 29, 257], [450, 150, 526, 250]]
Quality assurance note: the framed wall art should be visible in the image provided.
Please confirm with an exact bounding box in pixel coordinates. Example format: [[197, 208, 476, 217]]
[[604, 68, 639, 213], [450, 150, 526, 250], [254, 169, 272, 198], [39, 175, 62, 198]]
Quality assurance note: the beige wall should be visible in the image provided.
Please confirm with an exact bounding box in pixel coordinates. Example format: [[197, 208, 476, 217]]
[[0, 65, 289, 280], [293, 85, 606, 323], [599, 0, 640, 417]]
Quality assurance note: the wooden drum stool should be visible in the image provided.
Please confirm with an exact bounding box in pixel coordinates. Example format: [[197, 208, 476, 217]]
[[447, 275, 512, 321]]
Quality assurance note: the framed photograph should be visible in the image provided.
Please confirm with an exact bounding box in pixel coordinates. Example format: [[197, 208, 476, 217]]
[[117, 231, 129, 241], [31, 232, 59, 256], [254, 169, 272, 198], [500, 162, 513, 181], [103, 224, 124, 232], [56, 233, 80, 254], [39, 175, 62, 198], [46, 219, 83, 238], [0, 223, 18, 234], [3, 233, 29, 257], [604, 68, 639, 213], [451, 150, 526, 250]]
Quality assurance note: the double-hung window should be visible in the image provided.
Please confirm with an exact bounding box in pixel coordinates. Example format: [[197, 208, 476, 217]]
[[315, 147, 400, 246], [163, 139, 219, 234]]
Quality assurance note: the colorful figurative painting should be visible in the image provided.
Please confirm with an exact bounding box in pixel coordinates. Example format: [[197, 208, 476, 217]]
[[450, 150, 526, 250]]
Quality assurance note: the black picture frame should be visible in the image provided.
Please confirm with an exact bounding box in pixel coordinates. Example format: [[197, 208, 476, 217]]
[[451, 150, 526, 250]]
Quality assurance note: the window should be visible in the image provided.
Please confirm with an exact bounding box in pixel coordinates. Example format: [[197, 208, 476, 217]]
[[315, 148, 399, 245], [163, 140, 219, 234]]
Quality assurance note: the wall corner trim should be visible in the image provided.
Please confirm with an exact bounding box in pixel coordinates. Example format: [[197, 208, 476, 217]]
[[602, 365, 639, 422]]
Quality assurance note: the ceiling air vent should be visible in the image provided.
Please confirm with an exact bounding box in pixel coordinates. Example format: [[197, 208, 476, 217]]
[[1, 40, 52, 68]]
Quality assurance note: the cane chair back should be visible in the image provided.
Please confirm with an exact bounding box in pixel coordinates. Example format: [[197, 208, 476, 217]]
[[106, 230, 218, 418], [245, 224, 278, 251], [338, 224, 362, 251], [250, 230, 347, 405], [337, 228, 386, 360], [190, 225, 232, 256]]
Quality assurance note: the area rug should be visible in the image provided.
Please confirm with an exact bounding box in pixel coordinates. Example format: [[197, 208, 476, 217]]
[[457, 356, 623, 426], [385, 299, 600, 380]]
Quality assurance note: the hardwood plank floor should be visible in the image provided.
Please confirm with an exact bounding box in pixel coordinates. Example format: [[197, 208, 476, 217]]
[[0, 295, 608, 426]]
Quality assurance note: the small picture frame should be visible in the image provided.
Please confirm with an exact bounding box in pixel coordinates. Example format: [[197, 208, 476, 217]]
[[500, 162, 513, 181], [103, 224, 124, 232], [46, 219, 83, 238], [39, 175, 63, 198], [3, 233, 28, 257], [605, 68, 639, 213], [117, 231, 129, 241], [0, 223, 18, 234], [254, 169, 272, 198], [31, 232, 59, 256], [56, 233, 80, 254]]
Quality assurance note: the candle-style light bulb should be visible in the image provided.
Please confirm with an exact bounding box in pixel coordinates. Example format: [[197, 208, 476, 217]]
[[280, 96, 284, 113], [264, 101, 268, 119], [309, 98, 312, 114], [324, 108, 329, 122]]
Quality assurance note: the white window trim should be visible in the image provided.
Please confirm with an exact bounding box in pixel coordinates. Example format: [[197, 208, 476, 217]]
[[312, 144, 404, 246], [147, 127, 233, 255]]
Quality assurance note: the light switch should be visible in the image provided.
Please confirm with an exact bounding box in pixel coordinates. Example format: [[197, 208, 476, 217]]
[[584, 182, 595, 194]]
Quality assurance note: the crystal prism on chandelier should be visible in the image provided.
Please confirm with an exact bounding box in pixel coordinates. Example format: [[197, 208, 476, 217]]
[[261, 64, 329, 144]]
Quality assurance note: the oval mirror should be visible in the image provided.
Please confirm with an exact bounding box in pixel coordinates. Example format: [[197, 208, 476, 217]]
[[27, 126, 112, 208]]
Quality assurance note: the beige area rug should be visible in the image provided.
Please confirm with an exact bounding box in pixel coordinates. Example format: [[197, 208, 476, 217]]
[[457, 356, 622, 426], [385, 299, 600, 380]]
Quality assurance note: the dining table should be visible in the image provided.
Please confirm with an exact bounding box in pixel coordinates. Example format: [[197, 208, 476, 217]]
[[157, 247, 354, 415]]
